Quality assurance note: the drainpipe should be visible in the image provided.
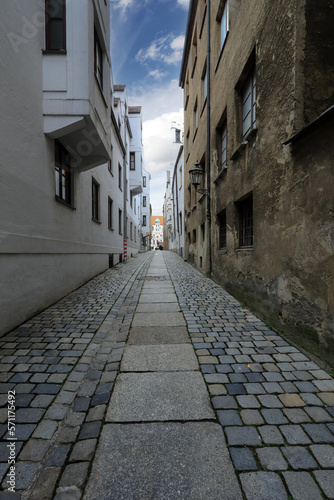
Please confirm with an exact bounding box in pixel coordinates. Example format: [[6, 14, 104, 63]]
[[206, 0, 212, 276]]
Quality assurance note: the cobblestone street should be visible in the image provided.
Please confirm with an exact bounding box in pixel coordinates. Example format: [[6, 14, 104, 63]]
[[1, 251, 334, 499]]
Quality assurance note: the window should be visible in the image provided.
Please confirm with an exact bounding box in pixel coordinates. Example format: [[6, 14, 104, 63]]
[[118, 164, 122, 190], [130, 222, 133, 240], [179, 166, 182, 187], [134, 228, 137, 242], [143, 176, 146, 187], [108, 197, 113, 230], [202, 63, 207, 106], [55, 140, 72, 205], [130, 191, 133, 208], [134, 198, 136, 215], [192, 27, 198, 73], [188, 232, 191, 244], [179, 212, 182, 234], [219, 1, 229, 50], [193, 229, 197, 243], [217, 120, 227, 170], [45, 0, 66, 51], [193, 99, 198, 137], [237, 195, 253, 247], [130, 152, 135, 170], [119, 209, 122, 235], [218, 209, 227, 249], [201, 223, 205, 242], [92, 178, 99, 221], [108, 147, 113, 174], [94, 30, 103, 89], [143, 215, 147, 226], [242, 68, 256, 138], [185, 73, 189, 110], [143, 196, 147, 207], [186, 131, 190, 158]]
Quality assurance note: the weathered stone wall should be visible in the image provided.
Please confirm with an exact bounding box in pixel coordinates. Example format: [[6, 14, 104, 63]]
[[181, 0, 334, 366]]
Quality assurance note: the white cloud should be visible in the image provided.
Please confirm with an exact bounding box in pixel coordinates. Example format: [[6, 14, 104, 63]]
[[129, 80, 184, 214], [148, 69, 166, 80], [177, 0, 190, 9], [136, 34, 185, 66]]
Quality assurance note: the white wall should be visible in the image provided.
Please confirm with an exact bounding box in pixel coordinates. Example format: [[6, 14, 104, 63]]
[[0, 0, 124, 335]]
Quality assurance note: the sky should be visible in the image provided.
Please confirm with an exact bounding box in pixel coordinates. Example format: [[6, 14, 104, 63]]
[[110, 0, 190, 215]]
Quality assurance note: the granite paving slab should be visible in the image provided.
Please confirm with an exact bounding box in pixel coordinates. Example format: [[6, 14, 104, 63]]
[[138, 294, 177, 303], [106, 372, 215, 422], [121, 344, 199, 372], [128, 326, 190, 345], [132, 312, 185, 327], [135, 303, 180, 313], [84, 422, 242, 500]]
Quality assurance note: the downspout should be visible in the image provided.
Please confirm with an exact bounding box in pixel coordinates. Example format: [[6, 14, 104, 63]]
[[206, 0, 212, 276]]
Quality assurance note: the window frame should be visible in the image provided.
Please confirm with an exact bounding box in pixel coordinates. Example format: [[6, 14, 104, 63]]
[[130, 152, 135, 171], [218, 209, 227, 249], [92, 178, 100, 222], [118, 209, 123, 235], [220, 0, 229, 51], [45, 0, 66, 52], [143, 215, 147, 226], [118, 163, 122, 191], [55, 140, 72, 206], [108, 197, 113, 230], [238, 195, 253, 248], [94, 29, 103, 90], [143, 176, 147, 187], [242, 67, 256, 139], [143, 196, 147, 208]]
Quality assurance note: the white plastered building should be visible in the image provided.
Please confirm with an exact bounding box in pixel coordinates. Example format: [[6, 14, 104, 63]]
[[0, 0, 127, 334]]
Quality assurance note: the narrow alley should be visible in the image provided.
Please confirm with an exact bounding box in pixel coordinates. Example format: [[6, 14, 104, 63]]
[[1, 252, 334, 499]]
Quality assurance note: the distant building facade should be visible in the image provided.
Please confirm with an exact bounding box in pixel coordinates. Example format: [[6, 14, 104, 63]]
[[171, 146, 185, 258], [180, 0, 334, 365], [151, 217, 164, 249], [141, 168, 151, 251]]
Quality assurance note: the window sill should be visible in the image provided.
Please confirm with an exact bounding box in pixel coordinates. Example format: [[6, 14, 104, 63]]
[[218, 248, 227, 254], [236, 247, 254, 252], [215, 31, 229, 73], [230, 141, 248, 161], [42, 49, 67, 55], [244, 127, 257, 142], [213, 166, 228, 184], [191, 56, 197, 78], [94, 74, 108, 108], [108, 227, 114, 231], [55, 196, 75, 210], [92, 217, 101, 225], [200, 98, 207, 117], [184, 95, 189, 111]]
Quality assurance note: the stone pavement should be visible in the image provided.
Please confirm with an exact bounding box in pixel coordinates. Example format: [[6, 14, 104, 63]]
[[0, 251, 333, 499]]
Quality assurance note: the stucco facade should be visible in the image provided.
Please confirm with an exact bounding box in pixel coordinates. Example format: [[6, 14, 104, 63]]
[[180, 0, 334, 365], [0, 1, 139, 335]]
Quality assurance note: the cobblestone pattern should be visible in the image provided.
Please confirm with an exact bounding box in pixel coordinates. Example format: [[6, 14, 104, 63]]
[[164, 252, 334, 500], [0, 253, 154, 499]]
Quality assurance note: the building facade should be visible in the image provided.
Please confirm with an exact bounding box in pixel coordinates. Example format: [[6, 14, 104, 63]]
[[180, 0, 334, 365], [141, 168, 151, 251], [171, 146, 185, 258], [0, 1, 149, 335], [163, 171, 173, 250]]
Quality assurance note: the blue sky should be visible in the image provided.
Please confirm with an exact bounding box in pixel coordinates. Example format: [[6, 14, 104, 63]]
[[110, 0, 190, 214]]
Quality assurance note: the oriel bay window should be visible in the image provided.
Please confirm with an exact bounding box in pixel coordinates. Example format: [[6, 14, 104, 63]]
[[55, 140, 72, 206], [45, 0, 66, 51]]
